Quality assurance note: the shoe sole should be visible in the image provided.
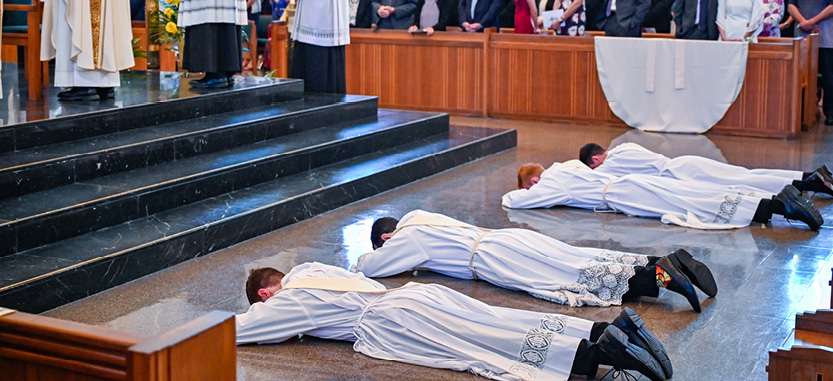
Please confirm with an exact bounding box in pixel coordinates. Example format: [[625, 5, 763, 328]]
[[657, 257, 701, 313], [600, 326, 666, 381], [817, 165, 833, 183], [809, 172, 833, 196], [615, 307, 672, 378], [670, 250, 717, 298]]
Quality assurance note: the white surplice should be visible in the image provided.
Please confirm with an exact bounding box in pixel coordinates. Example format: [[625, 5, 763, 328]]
[[352, 210, 650, 307], [236, 262, 593, 381], [597, 143, 802, 194], [502, 160, 773, 229], [41, 0, 134, 88]]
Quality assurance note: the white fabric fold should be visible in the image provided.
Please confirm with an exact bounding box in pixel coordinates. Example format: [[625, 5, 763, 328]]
[[595, 37, 747, 133]]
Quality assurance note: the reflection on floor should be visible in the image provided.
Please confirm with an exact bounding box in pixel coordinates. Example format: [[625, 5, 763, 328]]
[[44, 109, 833, 379]]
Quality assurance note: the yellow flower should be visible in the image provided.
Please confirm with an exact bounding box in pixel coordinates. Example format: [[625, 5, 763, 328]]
[[164, 7, 174, 18], [165, 21, 178, 34], [169, 0, 180, 6]]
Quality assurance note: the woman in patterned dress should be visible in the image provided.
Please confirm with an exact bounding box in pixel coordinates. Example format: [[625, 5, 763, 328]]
[[759, 0, 792, 37], [538, 0, 586, 35]]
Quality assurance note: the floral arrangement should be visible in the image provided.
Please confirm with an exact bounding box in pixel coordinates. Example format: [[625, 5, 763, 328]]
[[149, 0, 185, 53]]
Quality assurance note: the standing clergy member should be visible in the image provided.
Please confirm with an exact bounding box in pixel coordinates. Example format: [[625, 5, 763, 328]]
[[578, 142, 833, 196], [290, 0, 350, 93], [41, 0, 135, 101], [354, 210, 716, 317], [505, 160, 823, 230], [178, 0, 247, 88], [238, 262, 670, 381]]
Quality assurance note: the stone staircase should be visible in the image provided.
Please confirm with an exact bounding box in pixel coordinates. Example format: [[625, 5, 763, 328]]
[[0, 77, 516, 313]]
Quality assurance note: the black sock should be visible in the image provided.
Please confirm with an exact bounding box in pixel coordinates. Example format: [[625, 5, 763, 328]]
[[646, 255, 661, 266], [803, 172, 813, 181], [623, 265, 659, 299], [571, 339, 600, 377], [753, 198, 775, 223], [590, 322, 609, 342]]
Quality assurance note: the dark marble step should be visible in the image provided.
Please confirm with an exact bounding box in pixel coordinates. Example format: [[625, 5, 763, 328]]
[[0, 110, 449, 257], [0, 125, 517, 313], [0, 94, 378, 200], [0, 74, 305, 154]]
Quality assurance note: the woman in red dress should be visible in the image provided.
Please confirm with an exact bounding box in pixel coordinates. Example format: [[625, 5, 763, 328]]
[[514, 0, 539, 33]]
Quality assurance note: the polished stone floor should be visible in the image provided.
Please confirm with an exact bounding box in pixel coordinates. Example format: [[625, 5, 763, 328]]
[[45, 114, 833, 380]]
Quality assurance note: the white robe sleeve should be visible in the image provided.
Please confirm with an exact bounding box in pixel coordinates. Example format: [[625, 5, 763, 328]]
[[235, 295, 318, 345], [501, 179, 570, 209], [352, 234, 430, 277]]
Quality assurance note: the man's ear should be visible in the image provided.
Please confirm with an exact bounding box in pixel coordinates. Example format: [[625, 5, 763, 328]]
[[530, 176, 540, 186], [257, 288, 271, 302], [590, 155, 604, 168], [381, 233, 392, 241]]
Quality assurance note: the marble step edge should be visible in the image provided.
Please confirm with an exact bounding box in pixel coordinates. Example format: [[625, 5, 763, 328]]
[[1, 96, 378, 173], [0, 113, 451, 257], [0, 79, 308, 153], [0, 97, 379, 200], [0, 127, 517, 313]]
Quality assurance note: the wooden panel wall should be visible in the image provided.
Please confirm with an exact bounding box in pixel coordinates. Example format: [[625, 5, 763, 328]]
[[274, 27, 818, 138], [711, 41, 799, 137], [347, 29, 487, 116], [488, 34, 616, 124]]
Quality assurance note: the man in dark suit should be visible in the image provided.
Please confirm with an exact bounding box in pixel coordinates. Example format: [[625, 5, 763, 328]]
[[352, 0, 374, 28], [458, 0, 506, 32], [671, 0, 718, 39], [643, 0, 674, 33], [373, 0, 419, 30], [598, 0, 652, 37]]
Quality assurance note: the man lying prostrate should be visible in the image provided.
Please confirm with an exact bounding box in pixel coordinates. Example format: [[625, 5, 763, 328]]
[[504, 160, 824, 231], [579, 142, 833, 196], [237, 262, 671, 381], [353, 209, 715, 317]]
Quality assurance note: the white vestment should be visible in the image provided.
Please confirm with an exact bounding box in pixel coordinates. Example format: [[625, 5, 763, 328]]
[[292, 0, 351, 47], [352, 210, 650, 307], [502, 160, 772, 229], [596, 143, 802, 195], [41, 0, 135, 88], [236, 262, 594, 381]]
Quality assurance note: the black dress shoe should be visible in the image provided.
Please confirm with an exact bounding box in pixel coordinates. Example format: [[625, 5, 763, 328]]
[[825, 116, 833, 126], [657, 256, 701, 313], [57, 87, 115, 101], [815, 165, 833, 184], [189, 77, 230, 89], [612, 307, 672, 378], [595, 326, 666, 381], [806, 172, 833, 196], [774, 184, 824, 231], [667, 249, 717, 298]]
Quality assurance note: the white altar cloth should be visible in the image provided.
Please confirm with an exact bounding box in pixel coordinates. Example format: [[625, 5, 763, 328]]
[[595, 37, 748, 133]]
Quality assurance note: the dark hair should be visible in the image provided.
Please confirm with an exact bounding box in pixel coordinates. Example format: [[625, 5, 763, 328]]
[[371, 217, 399, 248], [245, 267, 285, 305], [579, 143, 606, 166]]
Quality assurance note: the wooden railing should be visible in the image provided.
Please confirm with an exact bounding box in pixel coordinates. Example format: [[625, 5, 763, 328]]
[[271, 25, 819, 138], [0, 308, 235, 381], [767, 268, 833, 380]]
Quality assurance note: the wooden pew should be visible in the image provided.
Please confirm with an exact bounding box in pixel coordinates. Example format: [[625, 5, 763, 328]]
[[767, 268, 833, 380], [0, 308, 236, 381], [271, 28, 819, 138]]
